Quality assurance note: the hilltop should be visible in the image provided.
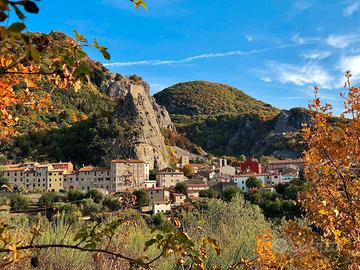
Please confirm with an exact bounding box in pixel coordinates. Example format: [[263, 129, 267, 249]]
[[154, 80, 279, 118]]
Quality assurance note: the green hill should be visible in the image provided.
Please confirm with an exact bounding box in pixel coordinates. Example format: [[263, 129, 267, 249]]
[[154, 81, 308, 158], [154, 80, 279, 118]]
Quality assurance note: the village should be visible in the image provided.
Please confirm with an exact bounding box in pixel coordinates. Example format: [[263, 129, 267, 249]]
[[0, 156, 304, 215]]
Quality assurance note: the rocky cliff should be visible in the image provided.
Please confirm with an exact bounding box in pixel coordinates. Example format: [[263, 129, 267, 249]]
[[96, 72, 175, 168]]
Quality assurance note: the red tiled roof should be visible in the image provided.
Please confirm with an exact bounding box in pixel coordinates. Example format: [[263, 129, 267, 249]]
[[111, 159, 145, 164], [79, 166, 110, 172], [268, 159, 304, 164]]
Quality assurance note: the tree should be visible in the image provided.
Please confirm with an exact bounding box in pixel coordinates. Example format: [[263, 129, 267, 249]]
[[86, 189, 104, 204], [199, 188, 218, 198], [246, 176, 263, 189], [81, 198, 102, 216], [10, 193, 28, 210], [252, 75, 360, 269], [67, 189, 85, 202], [182, 164, 195, 178], [103, 196, 122, 211], [221, 186, 243, 202], [38, 192, 63, 208], [0, 174, 9, 186], [133, 189, 150, 207], [175, 182, 188, 194]]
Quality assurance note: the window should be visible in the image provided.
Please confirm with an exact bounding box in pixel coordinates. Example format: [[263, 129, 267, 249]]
[[49, 184, 51, 187]]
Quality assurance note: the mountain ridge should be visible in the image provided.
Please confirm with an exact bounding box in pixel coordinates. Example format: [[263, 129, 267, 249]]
[[154, 81, 310, 158]]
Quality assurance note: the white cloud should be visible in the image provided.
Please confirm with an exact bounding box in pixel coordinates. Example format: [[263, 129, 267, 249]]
[[104, 42, 311, 67], [287, 1, 313, 19], [326, 35, 352, 48], [340, 55, 360, 80], [245, 35, 254, 42], [303, 50, 331, 60], [260, 76, 272, 83], [269, 62, 333, 89], [292, 33, 320, 45], [343, 2, 360, 17]]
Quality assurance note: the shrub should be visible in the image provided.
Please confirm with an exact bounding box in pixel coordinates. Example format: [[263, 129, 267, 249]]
[[38, 192, 64, 207], [86, 189, 104, 204], [10, 194, 29, 211], [221, 186, 243, 202], [199, 189, 218, 198], [81, 198, 102, 216], [175, 182, 188, 194], [133, 190, 150, 207], [246, 176, 263, 189], [67, 189, 85, 202], [103, 196, 122, 211]]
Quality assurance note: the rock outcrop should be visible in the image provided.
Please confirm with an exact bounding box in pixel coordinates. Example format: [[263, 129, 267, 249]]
[[97, 71, 175, 169]]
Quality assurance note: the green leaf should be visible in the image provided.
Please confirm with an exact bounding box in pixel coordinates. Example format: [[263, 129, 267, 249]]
[[29, 46, 40, 62], [145, 238, 157, 247], [133, 0, 148, 12], [73, 30, 87, 42], [93, 38, 100, 49], [7, 22, 25, 32], [24, 1, 39, 13], [12, 4, 25, 20], [99, 46, 110, 60]]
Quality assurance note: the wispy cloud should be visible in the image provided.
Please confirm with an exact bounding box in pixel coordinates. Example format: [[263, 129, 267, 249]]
[[326, 34, 353, 48], [302, 50, 331, 60], [340, 55, 360, 81], [245, 34, 254, 42], [104, 42, 314, 67], [292, 33, 320, 44], [287, 0, 313, 19], [267, 62, 333, 89], [343, 2, 360, 16]]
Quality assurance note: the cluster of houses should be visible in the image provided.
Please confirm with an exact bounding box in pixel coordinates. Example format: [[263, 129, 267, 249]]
[[0, 156, 304, 214]]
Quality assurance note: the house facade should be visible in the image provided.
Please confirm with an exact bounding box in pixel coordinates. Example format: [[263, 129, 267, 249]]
[[110, 160, 150, 192], [156, 169, 185, 188]]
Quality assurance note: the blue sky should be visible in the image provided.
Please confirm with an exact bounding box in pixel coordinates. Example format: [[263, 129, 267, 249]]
[[25, 0, 360, 113]]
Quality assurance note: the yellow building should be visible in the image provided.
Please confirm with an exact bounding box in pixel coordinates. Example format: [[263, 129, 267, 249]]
[[1, 162, 73, 192]]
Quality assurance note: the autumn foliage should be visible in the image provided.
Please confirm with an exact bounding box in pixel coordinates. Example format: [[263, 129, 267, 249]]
[[253, 74, 360, 269]]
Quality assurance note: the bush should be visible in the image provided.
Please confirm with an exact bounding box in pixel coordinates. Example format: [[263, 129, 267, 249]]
[[67, 189, 85, 202], [81, 198, 102, 216], [10, 194, 29, 211], [86, 189, 104, 204], [38, 192, 63, 207], [221, 186, 243, 202], [182, 164, 195, 178], [199, 189, 218, 198], [246, 176, 263, 189], [175, 182, 188, 194], [133, 190, 150, 207], [103, 196, 122, 211]]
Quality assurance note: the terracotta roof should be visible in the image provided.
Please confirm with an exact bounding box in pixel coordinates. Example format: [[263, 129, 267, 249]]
[[2, 167, 26, 172], [153, 200, 170, 204], [187, 183, 209, 188], [268, 159, 304, 164], [79, 166, 110, 172], [111, 159, 145, 164]]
